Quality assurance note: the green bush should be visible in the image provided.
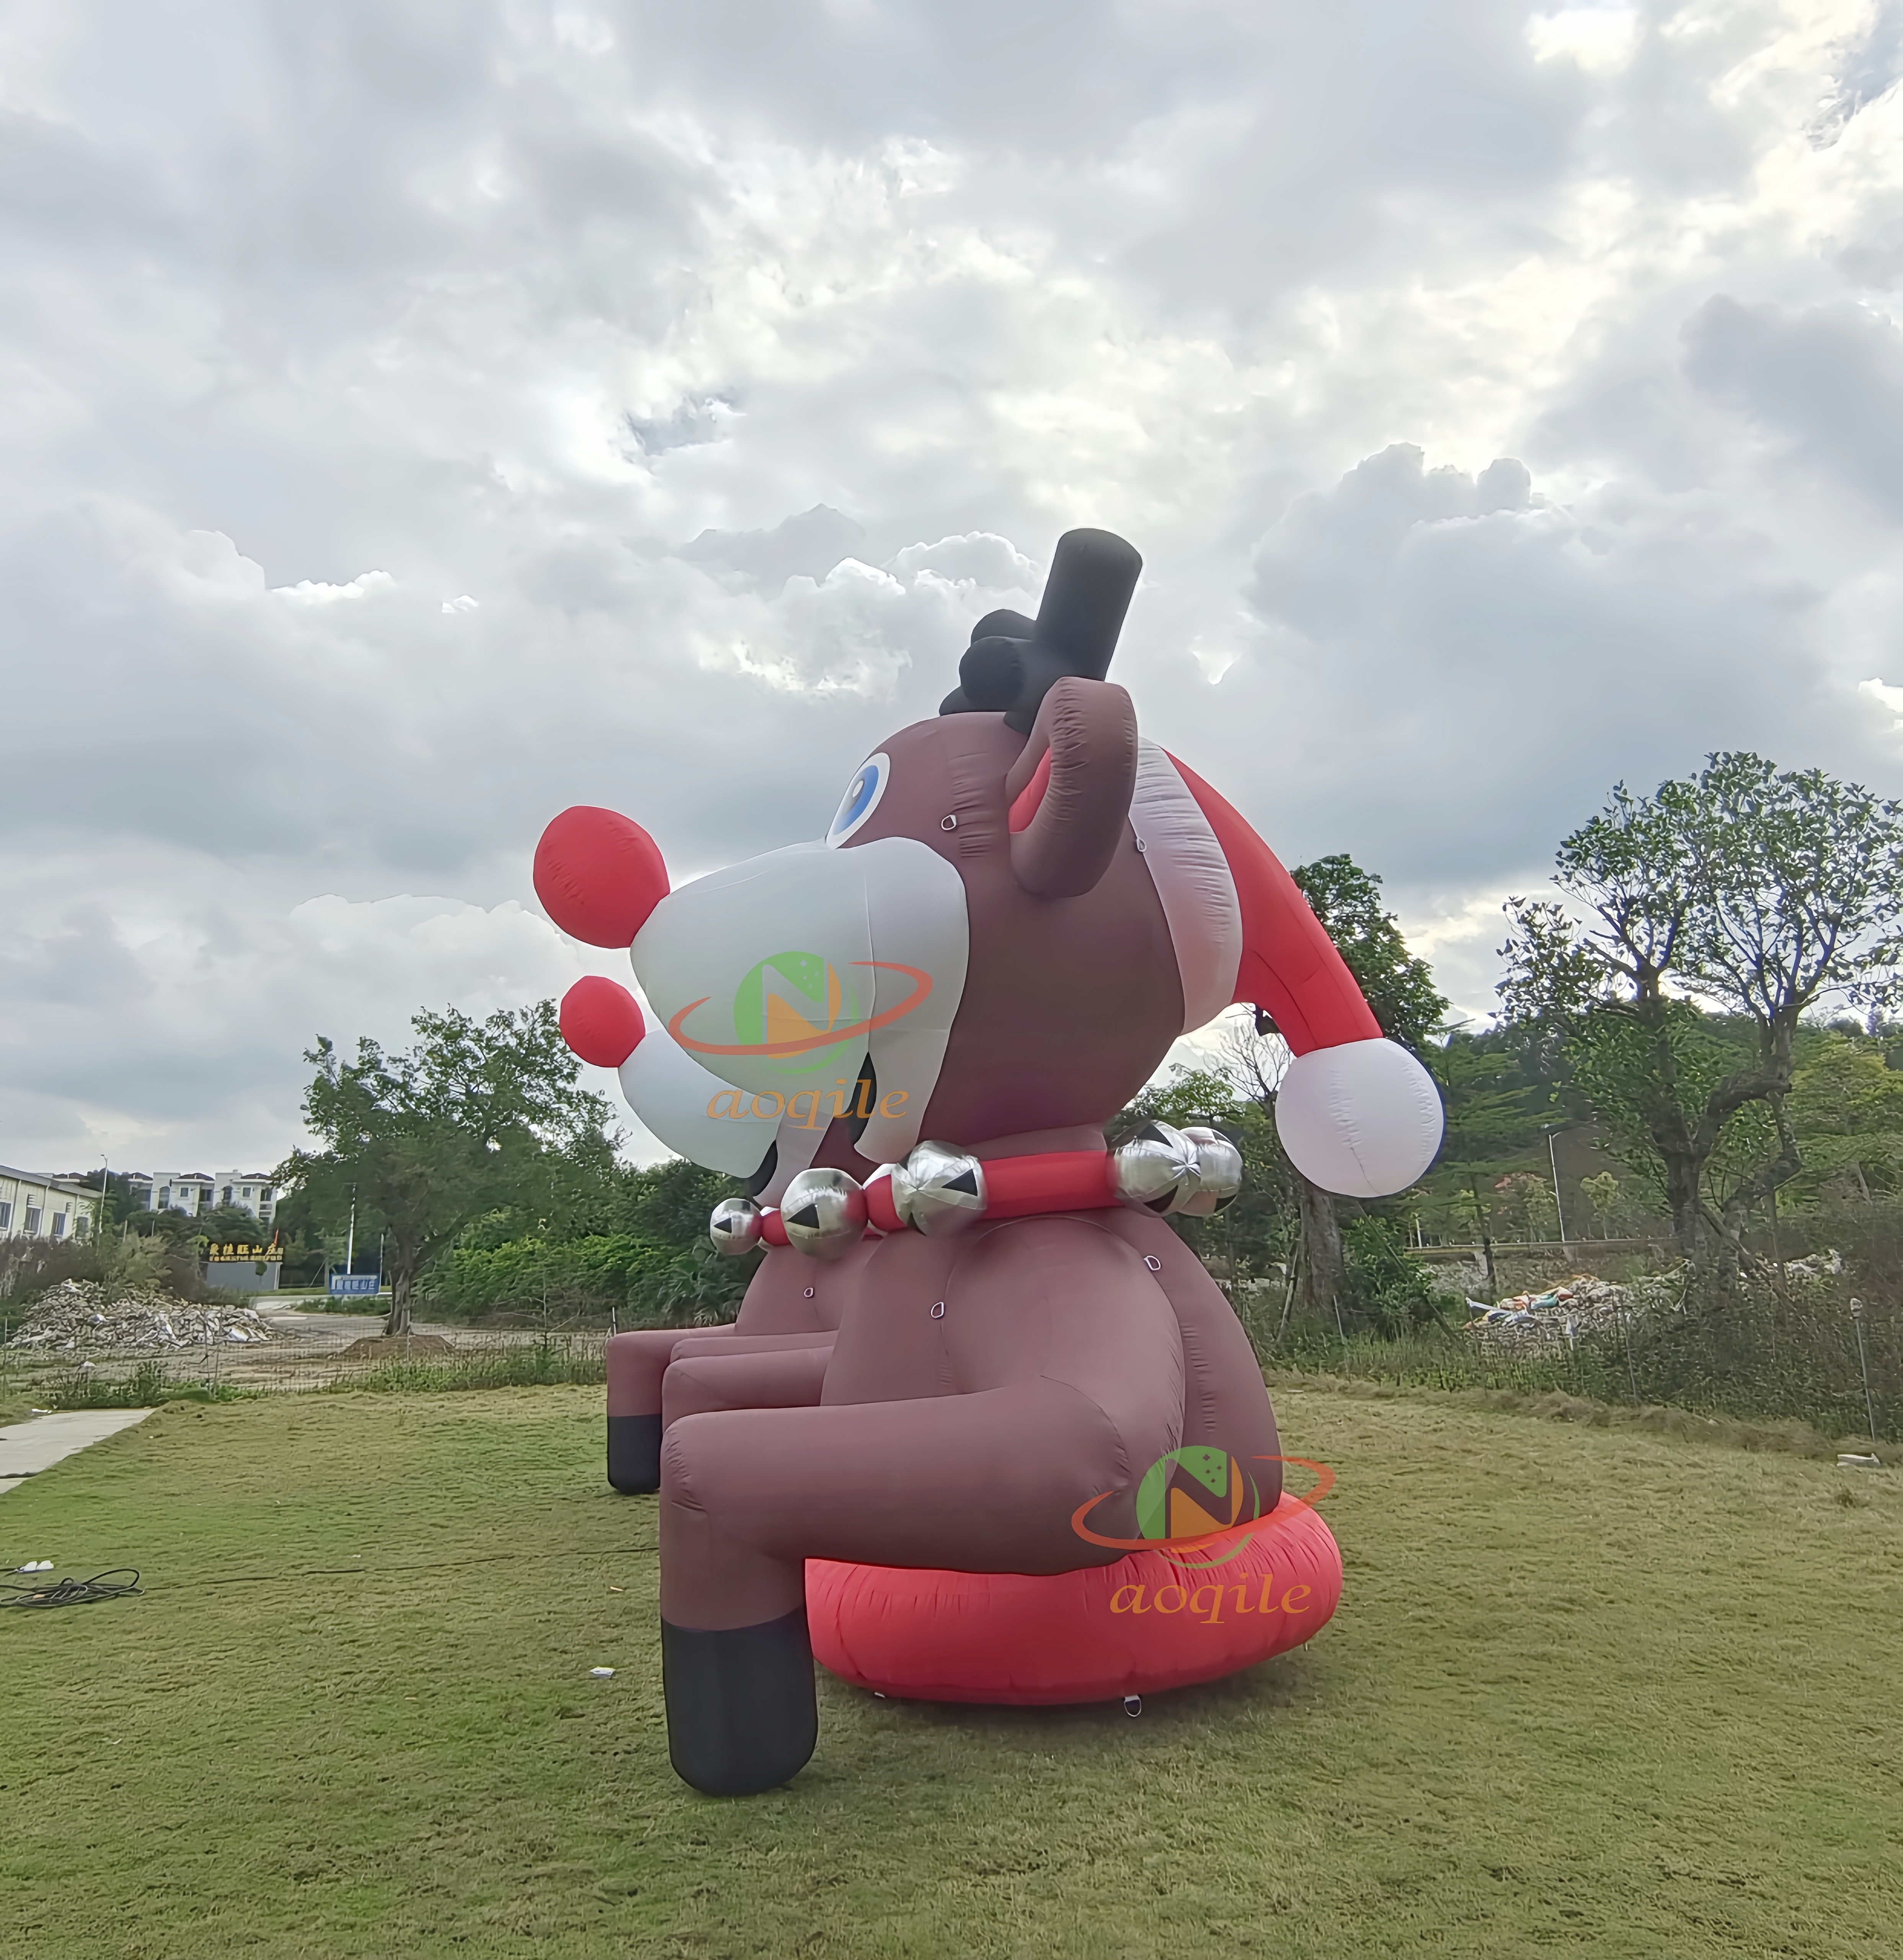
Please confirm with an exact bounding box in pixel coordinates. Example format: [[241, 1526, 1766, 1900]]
[[1259, 1271, 1897, 1442], [424, 1233, 671, 1317], [624, 1241, 755, 1327], [1341, 1217, 1458, 1334], [330, 1337, 606, 1393], [41, 1361, 237, 1409], [0, 1236, 106, 1305], [1269, 1321, 1584, 1396]]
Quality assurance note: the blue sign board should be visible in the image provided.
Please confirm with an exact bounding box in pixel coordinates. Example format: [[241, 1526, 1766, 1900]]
[[328, 1272, 381, 1297]]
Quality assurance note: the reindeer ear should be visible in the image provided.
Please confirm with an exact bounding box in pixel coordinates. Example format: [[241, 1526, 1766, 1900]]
[[1005, 678, 1139, 897]]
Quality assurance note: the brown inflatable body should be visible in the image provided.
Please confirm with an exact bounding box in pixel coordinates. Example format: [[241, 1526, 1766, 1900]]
[[541, 531, 1443, 1794]]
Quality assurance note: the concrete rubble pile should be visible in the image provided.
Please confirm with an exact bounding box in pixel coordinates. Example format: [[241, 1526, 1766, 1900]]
[[8, 1279, 280, 1352], [1464, 1273, 1674, 1350], [1464, 1248, 1842, 1352]]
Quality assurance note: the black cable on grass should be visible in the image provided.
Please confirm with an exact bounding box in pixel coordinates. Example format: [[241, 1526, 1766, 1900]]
[[0, 1545, 653, 1601], [196, 1544, 654, 1586], [0, 1568, 142, 1608]]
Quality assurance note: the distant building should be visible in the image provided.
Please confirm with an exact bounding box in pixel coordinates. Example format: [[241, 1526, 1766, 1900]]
[[212, 1173, 277, 1227], [145, 1172, 215, 1218], [0, 1163, 101, 1243], [125, 1169, 276, 1225]]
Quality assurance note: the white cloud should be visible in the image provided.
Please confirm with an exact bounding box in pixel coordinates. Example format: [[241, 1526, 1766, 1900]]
[[1859, 675, 1903, 729], [5, 1, 1903, 1170], [275, 571, 395, 605], [1527, 7, 1640, 74], [888, 532, 1038, 593]]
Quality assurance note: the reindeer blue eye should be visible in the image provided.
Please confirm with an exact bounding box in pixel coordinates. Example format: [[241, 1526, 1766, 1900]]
[[827, 752, 890, 846]]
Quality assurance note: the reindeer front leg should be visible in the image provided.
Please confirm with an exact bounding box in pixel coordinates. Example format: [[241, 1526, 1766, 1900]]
[[661, 1383, 1146, 1793], [658, 1219, 1185, 1794], [606, 1328, 702, 1493]]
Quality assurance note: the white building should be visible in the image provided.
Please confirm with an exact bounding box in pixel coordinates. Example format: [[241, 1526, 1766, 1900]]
[[0, 1163, 100, 1243], [212, 1173, 277, 1227], [145, 1172, 215, 1217], [119, 1171, 277, 1225]]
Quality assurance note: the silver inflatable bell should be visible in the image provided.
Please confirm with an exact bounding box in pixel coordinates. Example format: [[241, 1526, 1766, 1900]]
[[708, 1196, 764, 1256], [891, 1138, 987, 1236], [1177, 1125, 1244, 1217], [1111, 1122, 1201, 1214], [779, 1168, 869, 1261]]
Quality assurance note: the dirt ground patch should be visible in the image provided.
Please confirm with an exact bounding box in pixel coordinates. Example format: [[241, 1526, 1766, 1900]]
[[336, 1334, 455, 1359]]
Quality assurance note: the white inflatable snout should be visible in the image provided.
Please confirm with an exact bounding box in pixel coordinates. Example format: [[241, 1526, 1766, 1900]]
[[631, 835, 969, 1167], [1274, 1038, 1444, 1199], [618, 1030, 780, 1179]]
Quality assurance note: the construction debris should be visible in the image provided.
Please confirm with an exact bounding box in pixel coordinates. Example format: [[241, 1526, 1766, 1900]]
[[1464, 1272, 1675, 1349], [1464, 1247, 1848, 1351], [8, 1279, 280, 1352]]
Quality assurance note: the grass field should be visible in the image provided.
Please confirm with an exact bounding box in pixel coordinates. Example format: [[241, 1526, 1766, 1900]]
[[3, 1385, 1900, 1959]]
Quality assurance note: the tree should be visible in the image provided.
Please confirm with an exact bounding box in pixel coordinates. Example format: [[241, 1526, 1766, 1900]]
[[1339, 1216, 1449, 1333], [1500, 753, 1903, 1266], [54, 1169, 142, 1240], [1218, 1015, 1334, 1313], [1493, 1171, 1555, 1244], [196, 1203, 276, 1247], [277, 1003, 613, 1335], [421, 1156, 755, 1326], [1581, 1170, 1623, 1237], [1784, 1029, 1903, 1204], [1224, 855, 1448, 1326], [1410, 1025, 1566, 1289], [610, 1157, 742, 1250], [1287, 855, 1447, 1058]]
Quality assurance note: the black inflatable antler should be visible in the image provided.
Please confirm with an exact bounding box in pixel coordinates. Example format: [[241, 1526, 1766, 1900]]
[[939, 528, 1142, 733]]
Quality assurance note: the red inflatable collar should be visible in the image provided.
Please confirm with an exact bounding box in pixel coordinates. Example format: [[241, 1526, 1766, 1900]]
[[756, 1147, 1118, 1247]]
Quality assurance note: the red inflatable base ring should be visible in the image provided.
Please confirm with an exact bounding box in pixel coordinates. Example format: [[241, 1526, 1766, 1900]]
[[806, 1494, 1342, 1707]]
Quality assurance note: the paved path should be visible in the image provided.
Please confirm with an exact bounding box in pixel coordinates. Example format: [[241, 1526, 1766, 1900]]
[[257, 1306, 387, 1341], [0, 1408, 154, 1498]]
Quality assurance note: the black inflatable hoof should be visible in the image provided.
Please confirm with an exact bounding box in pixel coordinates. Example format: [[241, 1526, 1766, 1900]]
[[607, 1413, 662, 1493], [662, 1609, 818, 1795]]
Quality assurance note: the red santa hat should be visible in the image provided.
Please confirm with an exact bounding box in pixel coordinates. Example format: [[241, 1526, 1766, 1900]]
[[1129, 743, 1443, 1199]]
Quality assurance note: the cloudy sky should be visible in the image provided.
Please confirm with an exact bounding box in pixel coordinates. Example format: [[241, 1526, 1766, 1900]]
[[7, 0, 1903, 1176]]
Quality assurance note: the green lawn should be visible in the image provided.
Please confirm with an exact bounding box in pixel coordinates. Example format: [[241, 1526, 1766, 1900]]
[[3, 1385, 1900, 1959]]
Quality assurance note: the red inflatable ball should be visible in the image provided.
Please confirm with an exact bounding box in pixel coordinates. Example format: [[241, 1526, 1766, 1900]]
[[534, 805, 670, 949], [559, 976, 646, 1070]]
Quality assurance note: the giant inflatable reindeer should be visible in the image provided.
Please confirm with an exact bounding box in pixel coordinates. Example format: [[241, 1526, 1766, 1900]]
[[534, 530, 1441, 1795]]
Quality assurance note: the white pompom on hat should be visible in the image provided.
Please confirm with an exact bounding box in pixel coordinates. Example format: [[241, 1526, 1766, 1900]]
[[1275, 1039, 1444, 1199]]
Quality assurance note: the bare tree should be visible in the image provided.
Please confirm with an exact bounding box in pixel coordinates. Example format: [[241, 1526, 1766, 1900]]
[[1218, 1013, 1347, 1325]]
